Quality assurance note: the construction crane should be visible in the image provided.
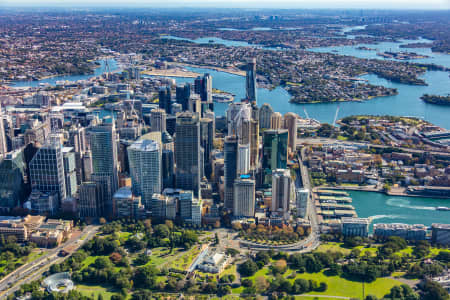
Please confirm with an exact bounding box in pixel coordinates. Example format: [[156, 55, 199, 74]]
[[333, 105, 340, 127]]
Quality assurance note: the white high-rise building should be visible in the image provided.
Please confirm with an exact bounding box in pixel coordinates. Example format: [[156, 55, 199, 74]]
[[233, 178, 255, 217], [237, 144, 250, 175], [128, 139, 161, 210], [0, 103, 7, 158], [271, 169, 293, 218]]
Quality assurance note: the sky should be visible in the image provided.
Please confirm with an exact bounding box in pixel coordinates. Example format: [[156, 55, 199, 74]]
[[2, 0, 449, 10]]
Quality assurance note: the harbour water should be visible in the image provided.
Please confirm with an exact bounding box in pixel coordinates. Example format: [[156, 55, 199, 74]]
[[160, 35, 450, 129], [348, 191, 450, 229]]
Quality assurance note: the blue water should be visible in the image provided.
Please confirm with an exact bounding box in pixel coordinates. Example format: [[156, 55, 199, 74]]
[[161, 35, 262, 48], [11, 59, 120, 87], [349, 191, 450, 229], [310, 37, 450, 68]]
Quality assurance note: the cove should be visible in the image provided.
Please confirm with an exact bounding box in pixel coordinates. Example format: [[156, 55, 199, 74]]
[[348, 191, 450, 230]]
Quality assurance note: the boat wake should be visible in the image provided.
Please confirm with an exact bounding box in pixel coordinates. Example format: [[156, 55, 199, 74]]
[[370, 214, 406, 220], [386, 198, 436, 211]]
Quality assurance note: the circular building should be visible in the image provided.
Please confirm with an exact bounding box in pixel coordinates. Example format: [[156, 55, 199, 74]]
[[42, 272, 74, 293]]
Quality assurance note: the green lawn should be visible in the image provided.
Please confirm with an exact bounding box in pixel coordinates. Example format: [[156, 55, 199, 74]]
[[294, 270, 401, 299], [168, 246, 201, 270], [76, 284, 120, 299]]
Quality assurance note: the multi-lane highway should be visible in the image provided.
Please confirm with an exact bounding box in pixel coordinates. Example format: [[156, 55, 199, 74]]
[[0, 225, 99, 298]]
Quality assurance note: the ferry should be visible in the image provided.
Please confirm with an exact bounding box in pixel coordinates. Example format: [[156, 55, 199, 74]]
[[212, 93, 234, 103], [436, 206, 450, 211]]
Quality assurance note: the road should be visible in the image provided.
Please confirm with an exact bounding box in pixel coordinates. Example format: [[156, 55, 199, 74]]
[[0, 225, 99, 298]]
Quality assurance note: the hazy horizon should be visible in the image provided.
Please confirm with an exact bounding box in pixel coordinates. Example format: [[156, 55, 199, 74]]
[[1, 0, 449, 10]]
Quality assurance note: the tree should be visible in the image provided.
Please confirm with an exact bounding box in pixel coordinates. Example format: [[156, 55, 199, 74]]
[[238, 260, 258, 277], [256, 276, 270, 293], [153, 224, 170, 238], [109, 252, 123, 265], [217, 285, 231, 296], [420, 280, 449, 300], [272, 259, 287, 275], [94, 256, 112, 269], [99, 217, 107, 225], [134, 253, 150, 265]]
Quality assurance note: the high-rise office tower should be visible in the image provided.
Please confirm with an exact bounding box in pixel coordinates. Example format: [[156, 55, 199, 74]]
[[89, 122, 119, 218], [249, 119, 259, 169], [283, 112, 298, 154], [162, 149, 175, 189], [226, 102, 251, 137], [194, 73, 212, 103], [62, 147, 77, 197], [159, 86, 172, 114], [259, 103, 274, 129], [0, 104, 8, 158], [271, 169, 293, 217], [237, 144, 250, 175], [296, 188, 309, 218], [200, 118, 214, 179], [29, 136, 66, 204], [233, 177, 255, 217], [128, 139, 161, 210], [189, 94, 202, 114], [262, 129, 288, 185], [176, 83, 191, 111], [48, 113, 64, 133], [175, 112, 201, 197], [68, 125, 86, 184], [0, 150, 28, 211], [224, 135, 238, 210], [78, 181, 103, 218], [245, 58, 257, 102], [270, 112, 283, 129], [150, 108, 167, 132]]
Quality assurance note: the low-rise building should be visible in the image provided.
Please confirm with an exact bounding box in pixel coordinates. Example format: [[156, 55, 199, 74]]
[[432, 223, 450, 245], [374, 223, 427, 241], [341, 217, 370, 237]]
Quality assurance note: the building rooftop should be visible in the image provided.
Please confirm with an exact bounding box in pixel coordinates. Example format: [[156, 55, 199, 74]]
[[113, 187, 133, 199], [129, 138, 159, 152]]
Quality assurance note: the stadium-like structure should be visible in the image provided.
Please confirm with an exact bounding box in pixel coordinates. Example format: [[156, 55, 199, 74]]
[[42, 272, 74, 293]]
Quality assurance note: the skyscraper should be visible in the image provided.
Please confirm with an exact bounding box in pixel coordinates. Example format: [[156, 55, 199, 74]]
[[233, 177, 255, 217], [62, 147, 77, 197], [200, 117, 214, 179], [224, 135, 238, 210], [159, 86, 172, 114], [150, 108, 167, 132], [194, 73, 212, 103], [128, 139, 161, 210], [78, 181, 103, 218], [0, 103, 8, 158], [29, 137, 66, 204], [226, 102, 251, 137], [259, 103, 274, 129], [271, 169, 293, 218], [89, 122, 119, 218], [245, 58, 257, 102], [175, 112, 201, 197], [176, 83, 191, 111], [237, 144, 250, 175], [270, 112, 283, 129], [283, 112, 298, 154], [262, 129, 288, 185]]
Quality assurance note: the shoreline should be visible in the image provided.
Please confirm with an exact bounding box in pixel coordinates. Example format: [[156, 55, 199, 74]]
[[141, 69, 200, 78], [171, 62, 246, 77], [315, 185, 450, 199]]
